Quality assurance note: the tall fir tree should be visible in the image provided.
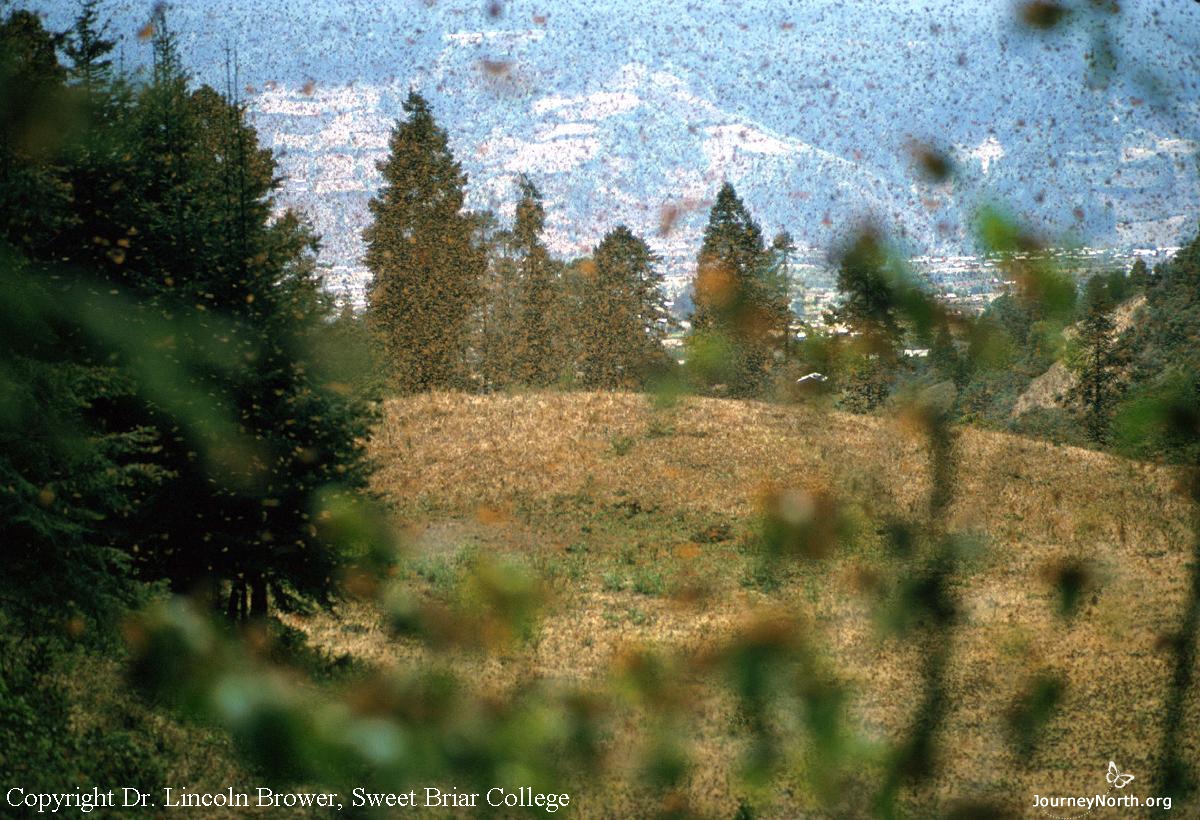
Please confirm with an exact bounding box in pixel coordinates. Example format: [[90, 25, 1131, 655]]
[[0, 9, 154, 627], [930, 319, 966, 389], [0, 9, 73, 257], [687, 182, 788, 395], [364, 91, 483, 393], [831, 229, 902, 357], [1068, 289, 1120, 444], [29, 11, 376, 620], [1128, 257, 1150, 290], [64, 0, 113, 97], [577, 225, 668, 388], [511, 177, 557, 386], [473, 210, 523, 388], [767, 230, 797, 358]]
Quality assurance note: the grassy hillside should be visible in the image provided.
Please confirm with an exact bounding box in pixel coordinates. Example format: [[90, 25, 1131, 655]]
[[285, 391, 1197, 817]]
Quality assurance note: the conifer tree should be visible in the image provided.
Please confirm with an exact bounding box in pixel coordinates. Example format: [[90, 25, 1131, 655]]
[[511, 177, 557, 386], [688, 182, 788, 395], [578, 225, 668, 388], [0, 9, 73, 257], [831, 229, 902, 357], [364, 91, 483, 392], [829, 229, 904, 410], [1069, 289, 1120, 444], [46, 13, 376, 620], [930, 319, 966, 389], [64, 0, 113, 97], [1129, 257, 1150, 290], [767, 230, 797, 358], [474, 210, 523, 388], [140, 71, 372, 619]]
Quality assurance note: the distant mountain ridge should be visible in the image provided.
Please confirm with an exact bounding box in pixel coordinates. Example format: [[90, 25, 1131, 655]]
[[249, 60, 1199, 305]]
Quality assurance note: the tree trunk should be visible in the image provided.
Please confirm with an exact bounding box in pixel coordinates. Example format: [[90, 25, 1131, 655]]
[[225, 580, 239, 621], [249, 572, 268, 620], [226, 578, 247, 622]]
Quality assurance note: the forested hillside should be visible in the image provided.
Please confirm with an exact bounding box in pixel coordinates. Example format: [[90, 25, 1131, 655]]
[[2, 2, 1199, 818]]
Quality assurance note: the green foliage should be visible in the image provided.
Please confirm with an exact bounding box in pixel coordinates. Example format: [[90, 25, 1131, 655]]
[[577, 226, 670, 388], [1109, 227, 1200, 462], [2, 1, 377, 633], [364, 92, 484, 392], [1007, 672, 1065, 758], [64, 0, 114, 94], [688, 182, 791, 396], [1065, 288, 1120, 444], [0, 260, 162, 628], [475, 181, 573, 390], [0, 633, 169, 802], [831, 229, 904, 359]]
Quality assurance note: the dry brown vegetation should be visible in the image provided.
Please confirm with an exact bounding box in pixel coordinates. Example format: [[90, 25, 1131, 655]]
[[290, 390, 1198, 817]]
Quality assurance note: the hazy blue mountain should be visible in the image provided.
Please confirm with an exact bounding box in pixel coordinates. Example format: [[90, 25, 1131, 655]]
[[32, 0, 1200, 301]]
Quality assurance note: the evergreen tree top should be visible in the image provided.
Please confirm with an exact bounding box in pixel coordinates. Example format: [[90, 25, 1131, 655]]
[[514, 176, 546, 246], [403, 89, 431, 116], [65, 0, 114, 87], [368, 92, 467, 223], [697, 181, 767, 279]]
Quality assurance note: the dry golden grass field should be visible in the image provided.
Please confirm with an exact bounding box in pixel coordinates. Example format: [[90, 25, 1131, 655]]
[[288, 391, 1198, 818]]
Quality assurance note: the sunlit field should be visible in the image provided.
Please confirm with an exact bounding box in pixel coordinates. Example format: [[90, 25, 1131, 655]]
[[277, 391, 1194, 816]]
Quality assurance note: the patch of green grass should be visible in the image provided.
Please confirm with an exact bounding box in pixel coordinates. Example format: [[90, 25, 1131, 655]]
[[740, 558, 781, 593], [601, 571, 627, 592], [644, 416, 676, 439], [609, 434, 636, 456], [408, 545, 478, 600], [632, 568, 666, 597], [536, 552, 588, 586], [627, 607, 653, 626]]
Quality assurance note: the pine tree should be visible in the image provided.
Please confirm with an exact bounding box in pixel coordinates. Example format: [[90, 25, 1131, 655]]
[[830, 230, 904, 410], [42, 16, 378, 620], [577, 225, 668, 388], [0, 10, 159, 628], [64, 0, 113, 97], [831, 229, 902, 357], [139, 72, 373, 620], [1129, 257, 1150, 290], [930, 319, 965, 389], [474, 210, 523, 388], [511, 177, 557, 386], [364, 91, 483, 392], [0, 9, 73, 257], [767, 231, 797, 358], [687, 182, 788, 395], [1069, 291, 1120, 444]]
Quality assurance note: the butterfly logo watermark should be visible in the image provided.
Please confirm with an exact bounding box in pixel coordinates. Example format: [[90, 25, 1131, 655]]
[[1105, 761, 1134, 790], [1031, 761, 1171, 818]]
